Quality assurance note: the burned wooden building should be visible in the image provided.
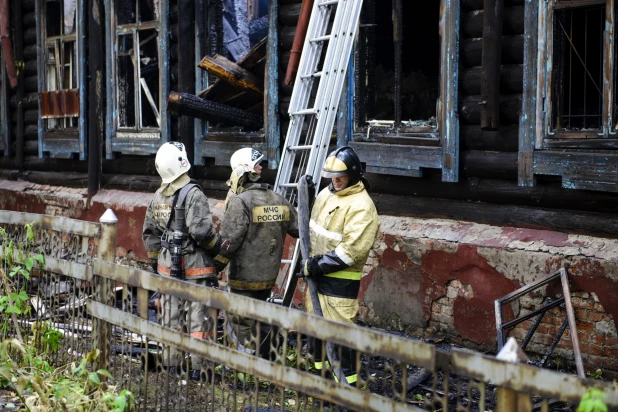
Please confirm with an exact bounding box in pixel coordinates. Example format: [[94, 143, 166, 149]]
[[1, 0, 618, 377]]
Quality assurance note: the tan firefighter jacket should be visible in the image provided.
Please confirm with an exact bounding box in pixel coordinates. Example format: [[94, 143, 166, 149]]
[[214, 182, 299, 291], [142, 177, 218, 279], [309, 180, 380, 299]]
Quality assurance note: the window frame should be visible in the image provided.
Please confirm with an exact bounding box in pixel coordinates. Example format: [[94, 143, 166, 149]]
[[519, 0, 618, 193], [536, 0, 615, 148], [348, 0, 460, 182], [36, 0, 87, 159], [105, 0, 170, 159]]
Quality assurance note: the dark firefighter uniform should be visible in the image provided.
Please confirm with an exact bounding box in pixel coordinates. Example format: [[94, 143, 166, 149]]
[[142, 172, 220, 370], [214, 182, 299, 353], [300, 146, 380, 384]]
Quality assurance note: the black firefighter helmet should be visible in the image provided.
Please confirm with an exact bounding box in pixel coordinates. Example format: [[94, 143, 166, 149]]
[[321, 146, 364, 187]]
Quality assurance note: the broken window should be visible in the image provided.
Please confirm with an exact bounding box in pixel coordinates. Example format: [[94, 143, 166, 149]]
[[112, 0, 162, 139], [540, 0, 616, 140], [41, 0, 79, 132], [354, 1, 441, 135]]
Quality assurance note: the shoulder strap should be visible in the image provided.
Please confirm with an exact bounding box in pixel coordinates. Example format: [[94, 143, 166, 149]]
[[165, 184, 202, 231]]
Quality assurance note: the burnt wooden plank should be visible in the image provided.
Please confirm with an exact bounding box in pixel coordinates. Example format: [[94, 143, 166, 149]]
[[480, 0, 504, 130], [372, 194, 618, 237], [460, 124, 519, 151], [168, 91, 264, 129], [460, 94, 522, 125], [12, 0, 24, 163], [179, 0, 196, 166], [461, 6, 524, 38], [393, 0, 402, 128], [461, 65, 523, 96], [463, 150, 517, 179], [517, 0, 538, 187], [544, 138, 618, 149], [88, 0, 105, 198], [462, 0, 524, 10], [198, 55, 264, 94], [462, 36, 524, 68], [349, 141, 443, 172], [533, 151, 618, 192], [199, 140, 268, 166], [280, 3, 302, 26]]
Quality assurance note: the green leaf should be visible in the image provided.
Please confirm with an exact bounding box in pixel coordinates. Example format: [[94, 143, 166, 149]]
[[88, 372, 101, 385], [34, 254, 45, 265], [113, 394, 127, 411], [17, 291, 28, 301], [5, 306, 21, 315], [26, 223, 34, 242], [96, 369, 113, 379], [9, 293, 18, 301], [25, 257, 34, 271]]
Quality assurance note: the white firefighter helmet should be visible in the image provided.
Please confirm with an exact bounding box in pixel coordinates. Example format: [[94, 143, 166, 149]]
[[155, 142, 191, 184], [230, 147, 264, 174]]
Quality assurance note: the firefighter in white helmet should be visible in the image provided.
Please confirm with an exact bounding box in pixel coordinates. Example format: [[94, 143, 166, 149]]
[[214, 147, 299, 356], [142, 142, 220, 381], [296, 146, 380, 384]]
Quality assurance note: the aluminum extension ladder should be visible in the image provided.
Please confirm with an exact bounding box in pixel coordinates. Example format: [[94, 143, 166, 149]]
[[270, 0, 364, 306]]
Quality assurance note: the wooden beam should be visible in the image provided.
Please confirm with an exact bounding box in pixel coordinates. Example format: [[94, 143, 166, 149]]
[[88, 0, 104, 200], [440, 0, 461, 182], [198, 54, 264, 94], [168, 91, 264, 129], [179, 0, 196, 166], [13, 0, 24, 167], [517, 0, 538, 187], [392, 0, 402, 129], [481, 0, 504, 130], [266, 0, 280, 169]]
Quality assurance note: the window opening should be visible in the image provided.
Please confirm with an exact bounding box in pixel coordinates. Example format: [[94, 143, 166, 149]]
[[552, 5, 605, 131], [42, 0, 78, 131], [114, 0, 161, 138], [356, 2, 440, 134]]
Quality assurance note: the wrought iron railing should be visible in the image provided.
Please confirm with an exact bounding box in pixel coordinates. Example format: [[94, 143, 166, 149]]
[[1, 210, 617, 411]]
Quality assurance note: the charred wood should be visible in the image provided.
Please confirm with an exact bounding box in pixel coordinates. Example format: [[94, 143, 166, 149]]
[[462, 150, 517, 179], [198, 55, 264, 94], [280, 3, 302, 26], [168, 91, 263, 129], [280, 26, 297, 51], [23, 11, 35, 28], [462, 0, 523, 11], [462, 36, 524, 68], [460, 94, 521, 125], [23, 60, 37, 76], [23, 27, 37, 45], [372, 194, 618, 238], [23, 44, 37, 61], [461, 65, 522, 95], [460, 124, 518, 152], [24, 76, 38, 94], [179, 0, 196, 166], [22, 0, 34, 12], [12, 0, 24, 165], [461, 6, 524, 38], [480, 0, 504, 130]]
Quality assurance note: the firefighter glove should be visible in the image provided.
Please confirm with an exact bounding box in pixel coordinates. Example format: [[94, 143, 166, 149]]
[[204, 274, 219, 288], [150, 258, 158, 274], [297, 256, 323, 277], [213, 254, 230, 273]]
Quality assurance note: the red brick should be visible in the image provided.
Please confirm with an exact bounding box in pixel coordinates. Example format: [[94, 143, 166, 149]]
[[546, 316, 565, 326], [521, 320, 533, 329], [575, 309, 588, 321], [532, 333, 554, 346], [594, 303, 605, 312], [592, 335, 606, 345], [605, 337, 618, 348], [577, 322, 595, 333], [572, 297, 594, 310], [557, 339, 573, 349], [580, 343, 603, 357], [602, 348, 618, 358], [588, 312, 604, 322]]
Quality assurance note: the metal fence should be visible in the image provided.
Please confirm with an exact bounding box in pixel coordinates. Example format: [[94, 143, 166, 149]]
[[1, 210, 618, 412]]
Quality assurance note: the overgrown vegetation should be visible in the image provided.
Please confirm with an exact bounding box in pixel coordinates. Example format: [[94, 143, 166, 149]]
[[577, 388, 608, 412], [0, 223, 135, 411]]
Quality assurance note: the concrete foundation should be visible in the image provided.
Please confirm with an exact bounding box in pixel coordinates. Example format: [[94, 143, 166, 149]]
[[1, 179, 617, 377]]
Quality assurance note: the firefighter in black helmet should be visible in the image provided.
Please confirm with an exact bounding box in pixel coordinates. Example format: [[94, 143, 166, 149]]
[[297, 146, 380, 384]]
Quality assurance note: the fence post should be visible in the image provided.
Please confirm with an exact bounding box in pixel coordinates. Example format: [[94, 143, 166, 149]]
[[496, 337, 533, 411], [93, 209, 118, 372]]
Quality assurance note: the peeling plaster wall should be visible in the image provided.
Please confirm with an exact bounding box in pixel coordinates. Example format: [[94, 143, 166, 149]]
[[1, 180, 617, 376]]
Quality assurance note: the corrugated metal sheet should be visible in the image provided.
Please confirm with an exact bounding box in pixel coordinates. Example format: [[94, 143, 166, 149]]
[[40, 89, 80, 119]]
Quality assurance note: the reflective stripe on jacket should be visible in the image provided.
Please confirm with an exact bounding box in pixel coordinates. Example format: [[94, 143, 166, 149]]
[[310, 181, 379, 298], [142, 180, 217, 279]]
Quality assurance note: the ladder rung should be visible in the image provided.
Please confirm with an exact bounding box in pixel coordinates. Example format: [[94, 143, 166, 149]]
[[291, 108, 317, 116], [279, 183, 298, 188], [287, 145, 312, 151], [310, 35, 331, 43], [281, 260, 293, 264], [318, 0, 338, 6], [301, 71, 322, 79]]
